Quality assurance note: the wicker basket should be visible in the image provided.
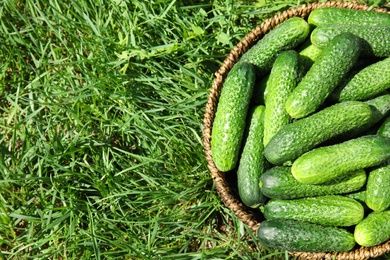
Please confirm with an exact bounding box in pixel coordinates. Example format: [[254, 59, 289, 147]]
[[202, 1, 390, 259]]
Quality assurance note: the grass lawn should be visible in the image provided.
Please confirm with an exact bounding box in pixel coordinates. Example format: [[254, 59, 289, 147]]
[[1, 0, 390, 259]]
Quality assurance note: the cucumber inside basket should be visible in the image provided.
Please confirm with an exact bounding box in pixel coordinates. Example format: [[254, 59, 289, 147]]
[[202, 2, 390, 259]]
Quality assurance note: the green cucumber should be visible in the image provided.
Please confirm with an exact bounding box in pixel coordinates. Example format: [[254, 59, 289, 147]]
[[259, 166, 366, 200], [365, 93, 390, 127], [299, 43, 322, 70], [311, 25, 390, 57], [308, 7, 390, 27], [354, 210, 390, 247], [240, 17, 310, 75], [335, 57, 390, 101], [237, 106, 266, 208], [345, 190, 369, 212], [292, 135, 390, 184], [263, 195, 364, 227], [211, 62, 256, 172], [257, 219, 355, 252], [263, 50, 304, 146], [333, 94, 390, 141], [345, 190, 367, 204], [264, 101, 372, 165], [378, 116, 390, 138], [330, 58, 382, 102], [366, 115, 390, 212], [367, 92, 390, 111], [366, 164, 390, 211], [285, 33, 361, 119]]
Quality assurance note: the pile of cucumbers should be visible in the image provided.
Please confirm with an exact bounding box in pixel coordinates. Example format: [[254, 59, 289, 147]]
[[210, 7, 390, 253]]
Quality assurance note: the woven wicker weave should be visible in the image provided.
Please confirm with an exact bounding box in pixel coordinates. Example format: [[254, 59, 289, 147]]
[[202, 1, 390, 259]]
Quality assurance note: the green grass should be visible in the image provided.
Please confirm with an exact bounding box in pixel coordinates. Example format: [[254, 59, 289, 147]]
[[0, 0, 390, 259]]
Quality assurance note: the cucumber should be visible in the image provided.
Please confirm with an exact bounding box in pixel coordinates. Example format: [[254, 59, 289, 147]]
[[356, 94, 390, 136], [240, 17, 310, 75], [259, 166, 366, 200], [330, 58, 382, 102], [263, 50, 304, 146], [263, 195, 364, 227], [335, 57, 390, 101], [365, 93, 390, 127], [345, 190, 369, 212], [366, 164, 390, 212], [264, 101, 372, 165], [354, 210, 390, 247], [332, 94, 390, 141], [257, 218, 356, 252], [311, 25, 390, 57], [308, 7, 390, 27], [345, 190, 367, 204], [211, 62, 256, 172], [378, 116, 390, 138], [292, 135, 390, 184], [285, 33, 361, 119], [299, 43, 322, 70], [366, 118, 390, 212], [237, 106, 267, 208]]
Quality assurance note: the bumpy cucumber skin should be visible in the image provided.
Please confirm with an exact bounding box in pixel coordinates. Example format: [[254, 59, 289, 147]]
[[366, 93, 390, 119], [345, 190, 370, 212], [264, 101, 372, 165], [333, 94, 390, 141], [366, 116, 390, 212], [263, 195, 364, 227], [299, 44, 322, 70], [240, 17, 310, 75], [336, 57, 390, 101], [257, 218, 356, 252], [366, 164, 390, 212], [292, 135, 390, 184], [364, 94, 390, 129], [355, 210, 390, 247], [311, 25, 390, 57], [378, 116, 390, 138], [263, 50, 304, 146], [259, 166, 366, 200], [330, 58, 382, 102], [308, 7, 390, 27], [237, 106, 266, 208], [285, 33, 361, 119], [211, 62, 256, 172], [345, 190, 367, 203]]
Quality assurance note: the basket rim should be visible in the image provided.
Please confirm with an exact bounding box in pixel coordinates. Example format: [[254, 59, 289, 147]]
[[202, 1, 390, 259]]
